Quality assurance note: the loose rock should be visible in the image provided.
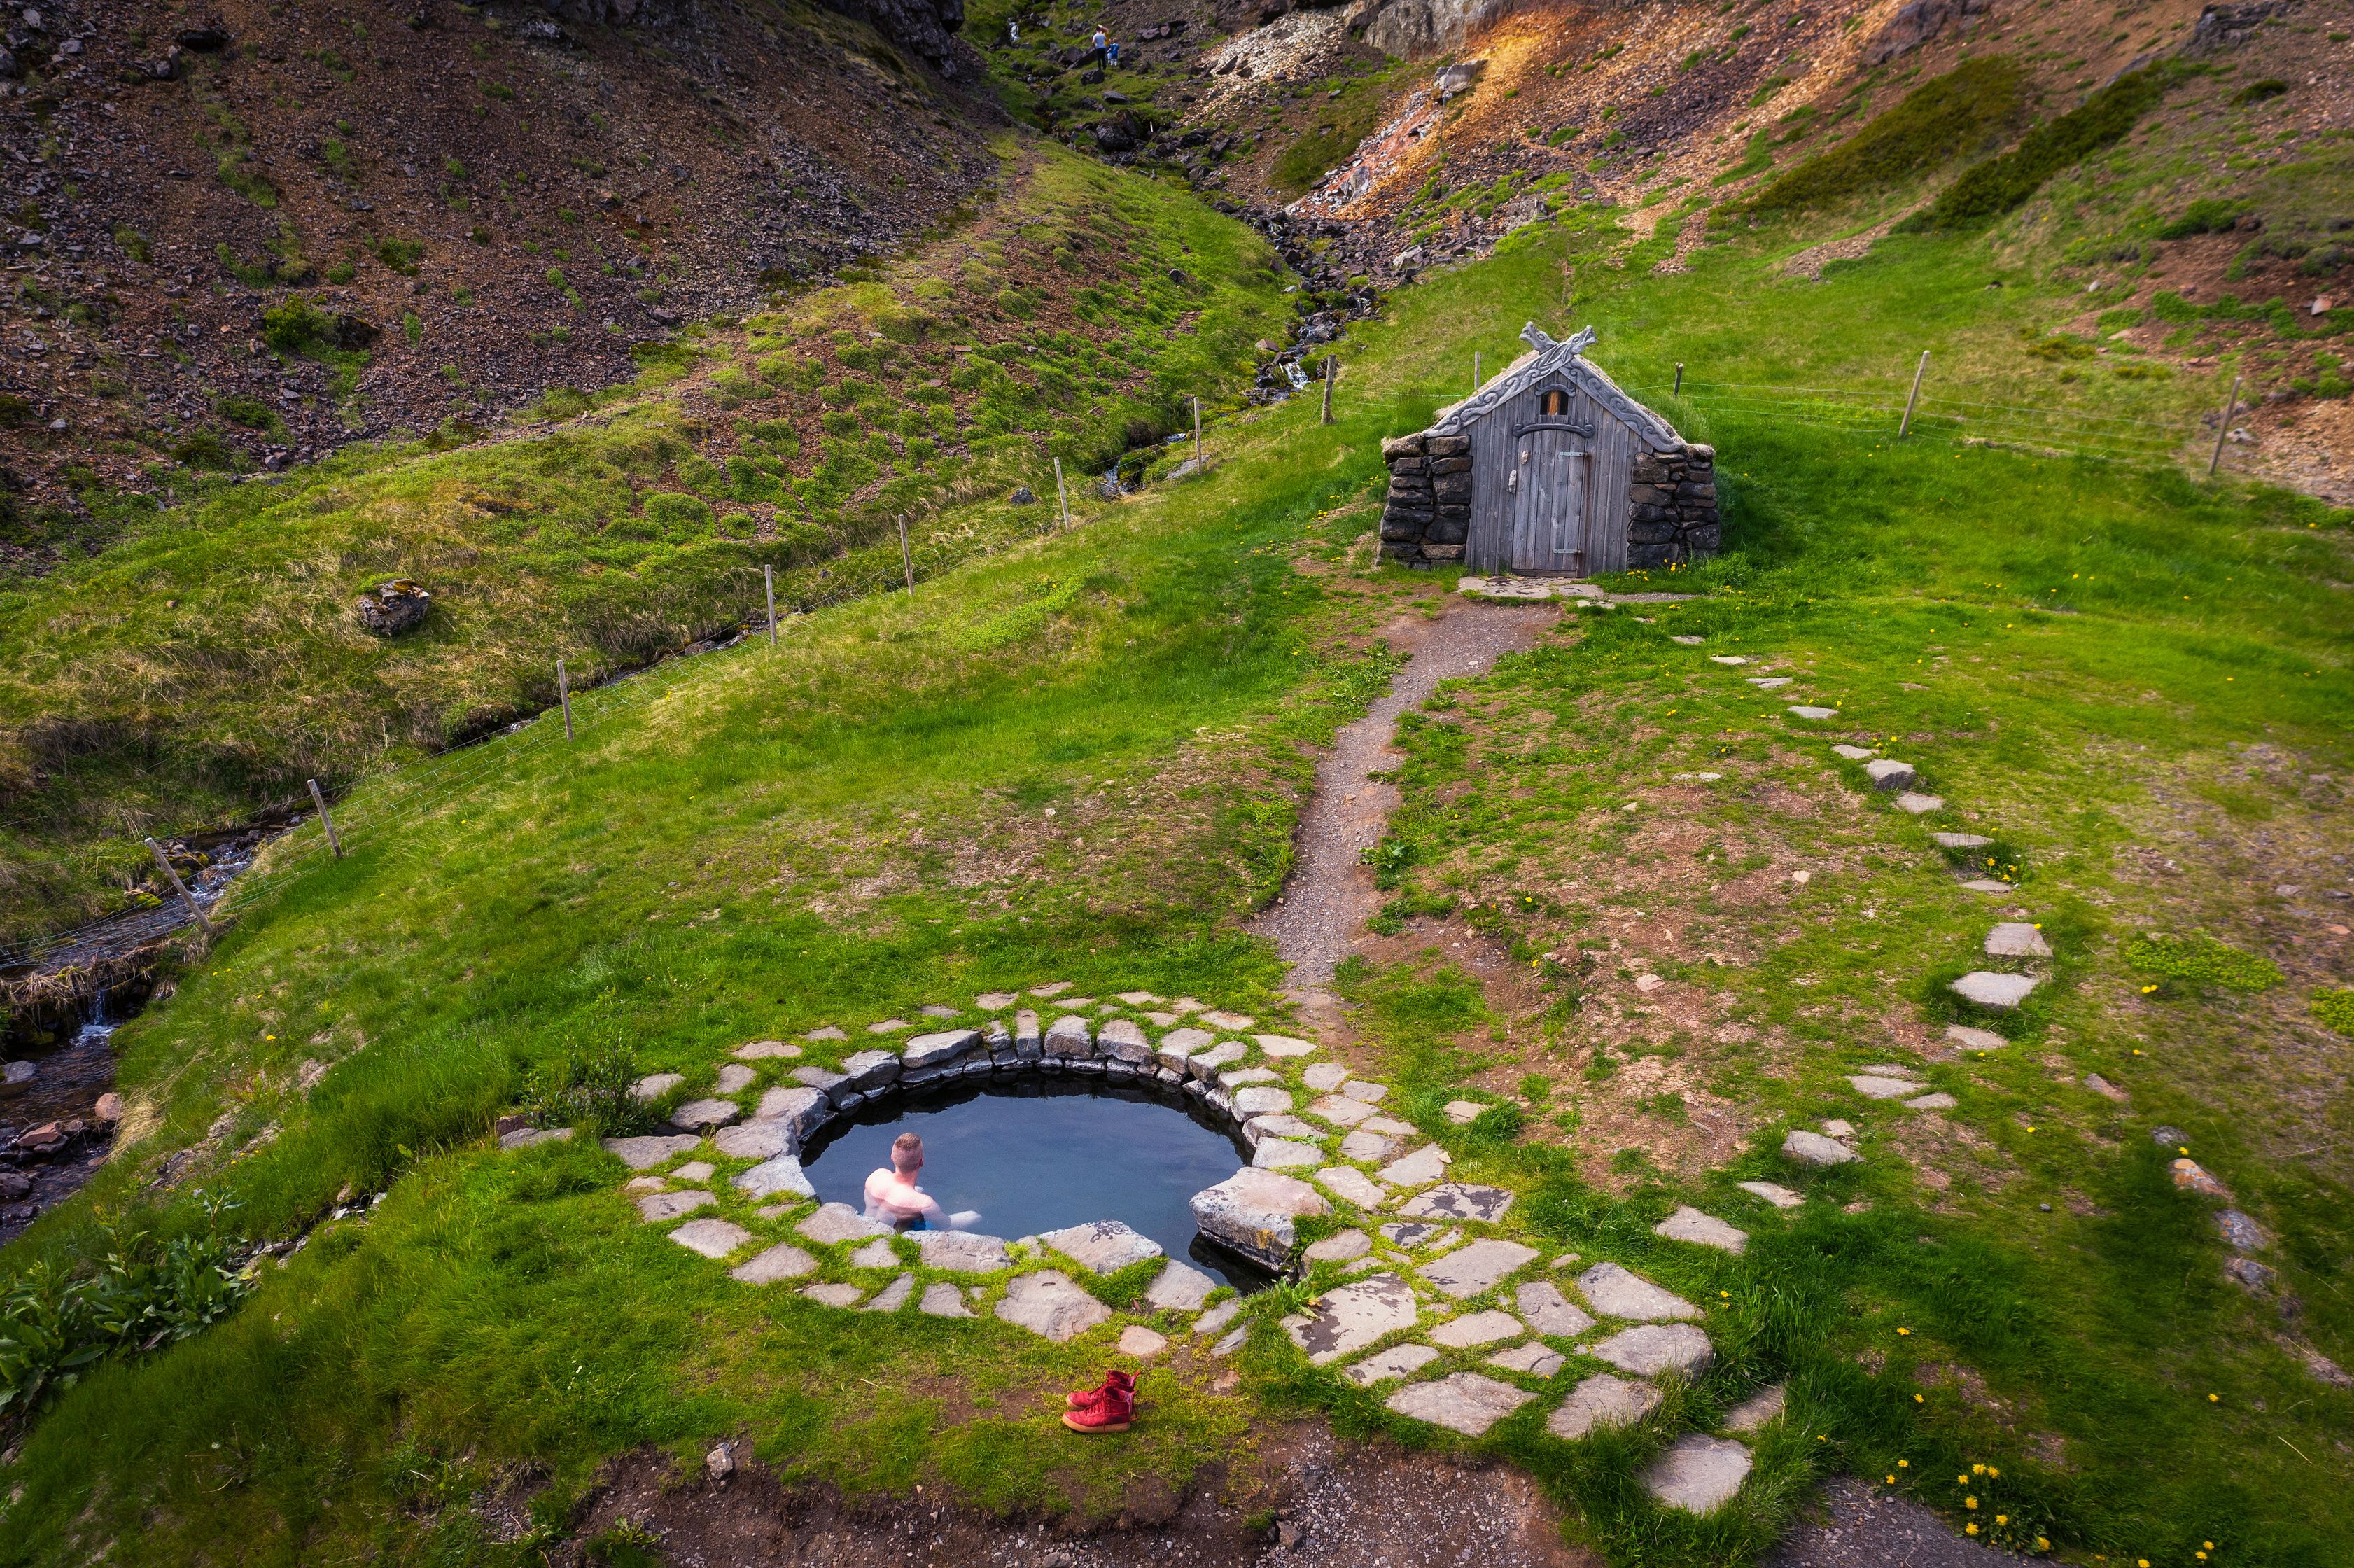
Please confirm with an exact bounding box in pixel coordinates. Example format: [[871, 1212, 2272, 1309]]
[[1652, 1205, 1748, 1254], [1189, 1168, 1329, 1270]]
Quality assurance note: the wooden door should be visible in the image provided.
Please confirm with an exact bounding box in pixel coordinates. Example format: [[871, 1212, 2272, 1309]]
[[1508, 427, 1590, 575]]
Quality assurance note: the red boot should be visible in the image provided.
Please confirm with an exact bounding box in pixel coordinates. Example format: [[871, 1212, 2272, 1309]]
[[1065, 1369, 1136, 1410], [1062, 1373, 1135, 1434]]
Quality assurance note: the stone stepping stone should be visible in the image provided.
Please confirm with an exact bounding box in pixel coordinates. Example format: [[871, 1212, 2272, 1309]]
[[1420, 1238, 1540, 1299], [1339, 1079, 1388, 1103], [1736, 1181, 1804, 1209], [1202, 1010, 1256, 1031], [1361, 1114, 1415, 1137], [1233, 1085, 1294, 1116], [1515, 1281, 1595, 1338], [1303, 1063, 1350, 1091], [624, 1176, 666, 1194], [1190, 1168, 1328, 1270], [603, 1133, 701, 1170], [803, 1282, 864, 1308], [1723, 1383, 1786, 1433], [1116, 990, 1163, 1006], [1429, 1309, 1524, 1349], [755, 1085, 831, 1137], [906, 1029, 983, 1070], [673, 1161, 715, 1182], [1847, 1074, 1921, 1100], [1832, 743, 1875, 760], [1708, 654, 1749, 666], [638, 1190, 715, 1222], [1577, 1262, 1698, 1321], [715, 1064, 756, 1095], [1041, 1220, 1162, 1273], [1653, 1205, 1748, 1254], [1748, 676, 1792, 689], [1340, 1130, 1399, 1163], [1397, 1182, 1515, 1224], [997, 1270, 1112, 1341], [920, 1004, 962, 1018], [1098, 1018, 1153, 1064], [1960, 878, 2013, 892], [1986, 922, 2050, 957], [1933, 832, 1994, 848], [1378, 1145, 1452, 1188], [920, 1282, 974, 1317], [913, 1232, 1012, 1272], [731, 1243, 818, 1284], [1641, 1434, 1751, 1513], [849, 1238, 899, 1269], [1592, 1322, 1714, 1378], [863, 1273, 914, 1312], [631, 1072, 685, 1102], [1308, 1095, 1379, 1127], [1221, 1066, 1280, 1090], [1823, 1119, 1855, 1137], [1030, 982, 1074, 997], [1118, 1324, 1170, 1359], [974, 991, 1019, 1010], [797, 1203, 893, 1245], [1283, 1272, 1418, 1364], [500, 1127, 575, 1150], [1381, 1221, 1452, 1250], [1950, 971, 2038, 1009], [1487, 1341, 1566, 1378], [1249, 1113, 1327, 1142], [1548, 1373, 1660, 1439], [1254, 1138, 1323, 1170], [842, 1050, 901, 1091], [1895, 792, 1945, 814], [1212, 1325, 1249, 1356], [1385, 1372, 1535, 1437], [1254, 1032, 1316, 1056], [717, 1121, 793, 1163], [792, 1066, 850, 1100], [1905, 1092, 1958, 1111], [1161, 1026, 1216, 1056], [1787, 706, 1837, 720], [1945, 1024, 2006, 1052], [804, 1026, 849, 1042], [1147, 1260, 1218, 1311], [735, 1040, 803, 1060], [670, 1098, 741, 1132], [1187, 1042, 1247, 1079], [1442, 1100, 1485, 1124], [1862, 758, 1917, 791], [1304, 1228, 1372, 1264], [1344, 1343, 1441, 1386], [1670, 634, 1706, 645], [669, 1218, 753, 1260], [1783, 1130, 1858, 1167], [1194, 1299, 1242, 1338], [1315, 1166, 1387, 1209], [867, 1019, 911, 1034]]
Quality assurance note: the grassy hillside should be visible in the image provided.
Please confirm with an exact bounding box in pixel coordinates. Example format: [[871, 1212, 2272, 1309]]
[[0, 139, 1287, 946], [0, 161, 2346, 1566]]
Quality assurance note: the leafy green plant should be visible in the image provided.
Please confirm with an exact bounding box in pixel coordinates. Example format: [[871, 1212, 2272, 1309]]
[[1907, 62, 2187, 230], [2309, 988, 2354, 1036], [1747, 56, 2024, 215], [2157, 197, 2246, 239], [374, 236, 425, 274], [521, 1032, 652, 1138], [2122, 931, 2281, 993], [2232, 78, 2288, 105]]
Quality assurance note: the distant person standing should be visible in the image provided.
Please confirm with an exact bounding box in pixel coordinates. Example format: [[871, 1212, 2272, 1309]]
[[1091, 22, 1109, 66]]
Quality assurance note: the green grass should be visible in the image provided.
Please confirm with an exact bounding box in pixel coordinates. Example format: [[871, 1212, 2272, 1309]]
[[2121, 932, 2283, 993], [1907, 62, 2190, 230], [4, 104, 2354, 1568], [1744, 57, 2026, 216], [0, 139, 1287, 945]]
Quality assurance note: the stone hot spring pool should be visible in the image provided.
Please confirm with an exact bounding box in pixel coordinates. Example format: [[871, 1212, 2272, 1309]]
[[798, 1072, 1277, 1289]]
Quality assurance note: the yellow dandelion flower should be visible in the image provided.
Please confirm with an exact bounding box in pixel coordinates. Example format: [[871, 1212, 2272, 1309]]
[[1886, 1475, 1897, 1485], [1967, 1523, 1980, 1536], [1972, 1464, 1986, 1476], [1966, 1497, 1980, 1510], [1988, 1466, 2000, 1478], [2038, 1538, 2051, 1552], [1914, 1394, 1925, 1404], [1897, 1460, 1909, 1468], [1898, 1326, 1911, 1336], [1998, 1516, 2010, 1525], [2208, 1392, 2219, 1403]]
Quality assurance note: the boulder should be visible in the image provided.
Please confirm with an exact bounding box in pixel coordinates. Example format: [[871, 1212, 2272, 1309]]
[[1782, 1129, 1858, 1167], [1097, 1018, 1153, 1065], [355, 579, 431, 636], [842, 1049, 902, 1091], [1043, 1015, 1095, 1058], [1189, 1168, 1329, 1269], [755, 1085, 833, 1143]]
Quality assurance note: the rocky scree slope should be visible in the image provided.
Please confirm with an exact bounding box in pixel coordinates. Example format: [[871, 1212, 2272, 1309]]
[[0, 0, 1001, 571]]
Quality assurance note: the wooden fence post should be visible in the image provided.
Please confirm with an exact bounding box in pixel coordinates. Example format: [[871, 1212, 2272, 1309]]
[[763, 564, 777, 646], [1320, 356, 1336, 426], [2208, 373, 2242, 477], [145, 837, 213, 936], [557, 658, 574, 743], [307, 778, 343, 858], [1673, 363, 1685, 396], [898, 514, 914, 594], [1898, 349, 1931, 438], [1054, 458, 1070, 528]]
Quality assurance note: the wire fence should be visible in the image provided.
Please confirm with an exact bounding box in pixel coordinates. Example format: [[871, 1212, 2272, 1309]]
[[0, 486, 1096, 979], [1620, 377, 2198, 465]]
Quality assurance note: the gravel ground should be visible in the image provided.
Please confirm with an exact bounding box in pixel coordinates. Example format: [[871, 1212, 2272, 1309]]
[[1765, 1478, 2023, 1568]]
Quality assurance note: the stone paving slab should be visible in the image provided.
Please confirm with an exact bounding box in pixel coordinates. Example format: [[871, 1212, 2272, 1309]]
[[731, 1152, 815, 1200], [1098, 1018, 1153, 1064], [1641, 1434, 1752, 1513], [1378, 1145, 1451, 1187], [603, 1134, 701, 1170], [631, 1072, 685, 1102], [1303, 1063, 1350, 1091], [1863, 758, 1917, 791], [1040, 1220, 1162, 1273], [1420, 1238, 1540, 1298], [997, 1270, 1112, 1342], [1396, 1182, 1515, 1224], [755, 1085, 832, 1139], [1254, 1032, 1315, 1056], [1945, 1024, 2008, 1051], [920, 1282, 975, 1317], [1783, 1129, 1859, 1166], [1234, 1086, 1295, 1117], [1191, 1168, 1329, 1270], [1985, 921, 2052, 957], [1344, 1343, 1442, 1386], [864, 1273, 914, 1312], [1284, 1273, 1418, 1364], [1430, 1309, 1524, 1348], [1737, 1181, 1805, 1209], [1147, 1260, 1218, 1311], [974, 991, 1019, 1010], [1487, 1341, 1567, 1378], [1315, 1166, 1387, 1209], [1202, 1011, 1256, 1032], [669, 1219, 754, 1259], [1340, 1079, 1389, 1103], [1249, 1113, 1328, 1142], [1117, 1324, 1170, 1358], [797, 1202, 893, 1245], [729, 1242, 818, 1284], [1360, 1115, 1415, 1137], [804, 1282, 864, 1308], [1723, 1382, 1786, 1432], [1591, 1323, 1714, 1378], [913, 1231, 1013, 1273], [1194, 1300, 1241, 1338], [1308, 1094, 1380, 1127], [1906, 1092, 1959, 1111], [1548, 1373, 1660, 1439], [1515, 1280, 1597, 1338], [714, 1120, 792, 1162], [1961, 878, 2013, 892], [1577, 1262, 1699, 1321], [849, 1238, 899, 1269], [735, 1040, 803, 1059], [1950, 971, 2038, 1009], [1385, 1372, 1536, 1436], [714, 1064, 757, 1095], [637, 1190, 715, 1222], [1303, 1228, 1371, 1264], [1186, 1042, 1247, 1080], [1443, 1099, 1486, 1124], [1933, 832, 1993, 848], [1339, 1130, 1399, 1163], [1381, 1221, 1452, 1250], [1254, 1138, 1323, 1170], [1848, 1074, 1922, 1100], [1894, 792, 1944, 815], [1788, 705, 1837, 719]]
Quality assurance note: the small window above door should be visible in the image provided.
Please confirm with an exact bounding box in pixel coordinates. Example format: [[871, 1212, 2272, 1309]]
[[1539, 388, 1569, 417]]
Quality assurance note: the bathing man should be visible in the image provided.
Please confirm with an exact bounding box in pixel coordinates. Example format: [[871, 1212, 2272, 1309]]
[[864, 1132, 979, 1231]]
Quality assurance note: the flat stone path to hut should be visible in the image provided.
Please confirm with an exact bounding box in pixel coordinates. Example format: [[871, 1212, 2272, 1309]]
[[1252, 596, 1557, 1008]]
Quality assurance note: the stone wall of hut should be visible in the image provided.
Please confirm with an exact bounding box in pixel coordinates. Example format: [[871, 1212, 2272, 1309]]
[[1375, 433, 1721, 571]]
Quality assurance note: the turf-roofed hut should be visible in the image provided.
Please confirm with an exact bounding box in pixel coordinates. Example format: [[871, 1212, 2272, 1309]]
[[1378, 323, 1721, 574]]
